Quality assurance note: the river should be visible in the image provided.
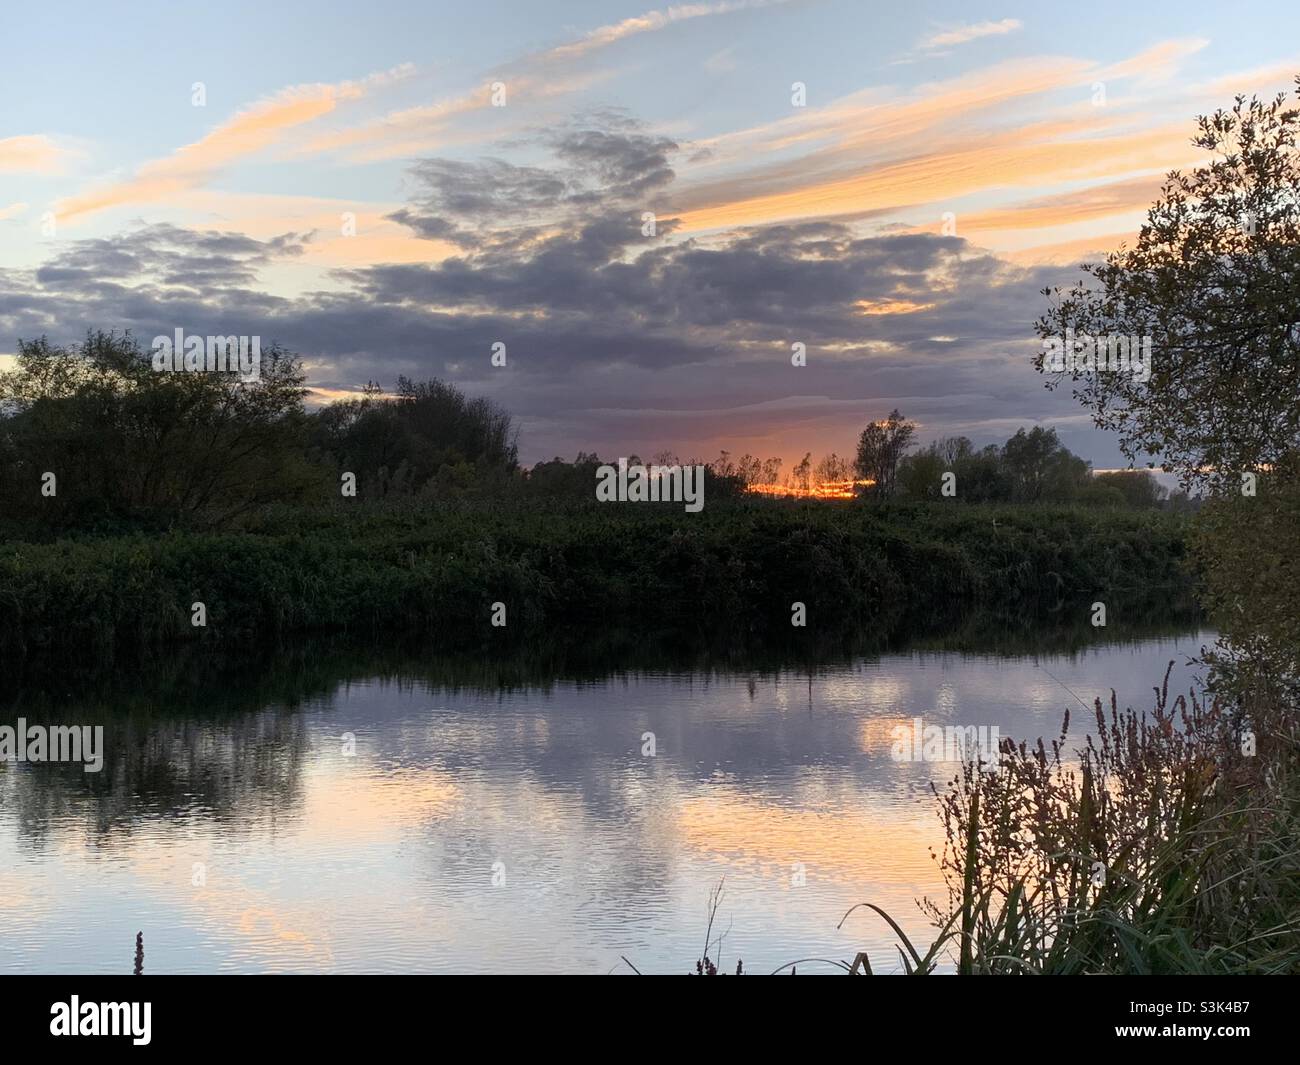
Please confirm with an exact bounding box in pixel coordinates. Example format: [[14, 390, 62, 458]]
[[0, 626, 1213, 974]]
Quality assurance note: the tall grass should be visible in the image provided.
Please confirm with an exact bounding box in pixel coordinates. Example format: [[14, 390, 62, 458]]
[[863, 662, 1300, 974]]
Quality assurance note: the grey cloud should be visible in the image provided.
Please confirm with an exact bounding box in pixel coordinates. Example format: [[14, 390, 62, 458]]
[[550, 128, 677, 201], [30, 223, 310, 293], [1, 125, 1125, 469], [387, 123, 680, 252]]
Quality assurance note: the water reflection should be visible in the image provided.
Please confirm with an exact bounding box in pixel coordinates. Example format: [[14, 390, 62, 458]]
[[0, 624, 1213, 974]]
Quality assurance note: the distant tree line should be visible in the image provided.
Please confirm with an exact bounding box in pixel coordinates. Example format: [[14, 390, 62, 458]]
[[892, 422, 1191, 509], [0, 331, 1189, 534], [701, 410, 1192, 509]]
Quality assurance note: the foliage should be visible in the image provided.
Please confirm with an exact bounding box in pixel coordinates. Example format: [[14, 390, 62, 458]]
[[910, 665, 1300, 974], [0, 500, 1194, 671], [0, 330, 316, 528], [307, 376, 519, 498], [1191, 457, 1300, 680], [1035, 79, 1300, 493], [854, 409, 915, 496], [895, 429, 1175, 507]]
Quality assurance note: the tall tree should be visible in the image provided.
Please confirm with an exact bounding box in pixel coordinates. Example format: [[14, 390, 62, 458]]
[[1036, 80, 1300, 491], [791, 451, 812, 491], [1037, 77, 1300, 679], [854, 409, 915, 497]]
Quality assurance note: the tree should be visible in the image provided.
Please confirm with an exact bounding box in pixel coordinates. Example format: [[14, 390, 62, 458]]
[[1037, 77, 1300, 681], [0, 330, 314, 527], [1036, 79, 1300, 492], [936, 436, 974, 467], [791, 451, 812, 491], [1001, 426, 1090, 502], [813, 452, 849, 485], [854, 410, 915, 497], [896, 448, 945, 499], [307, 375, 519, 497], [952, 444, 1009, 503], [734, 453, 764, 485], [1092, 470, 1168, 508], [393, 376, 518, 470]]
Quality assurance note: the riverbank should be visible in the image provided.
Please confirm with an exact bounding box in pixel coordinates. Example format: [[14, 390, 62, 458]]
[[0, 500, 1196, 677]]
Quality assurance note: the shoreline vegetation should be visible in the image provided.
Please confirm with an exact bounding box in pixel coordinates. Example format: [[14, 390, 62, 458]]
[[886, 81, 1300, 977], [903, 659, 1299, 975], [0, 499, 1196, 683], [0, 332, 1197, 682]]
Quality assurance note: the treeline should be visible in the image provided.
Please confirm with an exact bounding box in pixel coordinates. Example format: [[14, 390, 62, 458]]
[[895, 428, 1191, 508], [0, 331, 533, 530], [719, 411, 1194, 509], [0, 331, 758, 531], [0, 331, 1187, 537]]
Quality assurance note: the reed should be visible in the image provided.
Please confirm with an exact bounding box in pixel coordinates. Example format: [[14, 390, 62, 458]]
[[858, 662, 1300, 974]]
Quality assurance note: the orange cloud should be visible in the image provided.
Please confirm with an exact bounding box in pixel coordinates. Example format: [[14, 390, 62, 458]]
[[1097, 37, 1209, 85], [1193, 58, 1300, 99], [667, 38, 1214, 245], [855, 299, 937, 315], [54, 71, 404, 224], [300, 67, 616, 163], [953, 174, 1167, 235], [672, 119, 1197, 233], [919, 18, 1022, 51], [1002, 231, 1134, 265], [0, 135, 69, 174], [691, 55, 1098, 174]]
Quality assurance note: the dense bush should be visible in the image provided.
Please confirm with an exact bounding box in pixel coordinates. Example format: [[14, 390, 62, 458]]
[[0, 499, 1195, 670]]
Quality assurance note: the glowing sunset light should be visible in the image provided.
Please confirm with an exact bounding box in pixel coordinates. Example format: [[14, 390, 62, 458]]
[[745, 477, 875, 500], [854, 299, 936, 315]]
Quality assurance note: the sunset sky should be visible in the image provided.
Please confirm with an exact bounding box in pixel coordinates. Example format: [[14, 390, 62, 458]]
[[3, 0, 1298, 470]]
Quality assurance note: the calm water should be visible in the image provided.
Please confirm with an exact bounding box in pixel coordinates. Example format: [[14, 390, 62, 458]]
[[0, 628, 1213, 974]]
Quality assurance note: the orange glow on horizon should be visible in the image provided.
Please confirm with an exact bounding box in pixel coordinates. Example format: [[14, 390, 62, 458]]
[[746, 477, 875, 500]]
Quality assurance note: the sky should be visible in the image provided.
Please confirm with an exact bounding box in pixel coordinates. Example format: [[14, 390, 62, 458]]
[[2, 0, 1299, 472]]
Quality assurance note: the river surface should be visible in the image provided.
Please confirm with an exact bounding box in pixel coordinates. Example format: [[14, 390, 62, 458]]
[[0, 627, 1213, 974]]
